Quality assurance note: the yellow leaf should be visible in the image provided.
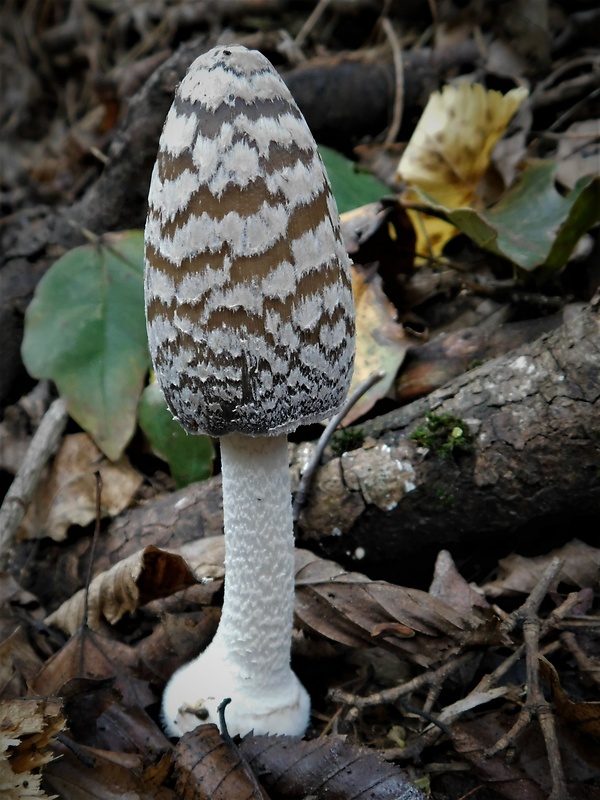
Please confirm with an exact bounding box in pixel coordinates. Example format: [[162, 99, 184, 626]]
[[345, 269, 407, 425], [397, 83, 528, 257]]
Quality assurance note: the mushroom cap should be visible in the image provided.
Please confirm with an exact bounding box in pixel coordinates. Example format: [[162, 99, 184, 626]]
[[144, 45, 355, 437]]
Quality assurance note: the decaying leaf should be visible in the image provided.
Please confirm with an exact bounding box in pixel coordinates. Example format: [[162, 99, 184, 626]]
[[19, 433, 143, 542], [293, 549, 494, 667], [397, 82, 528, 256], [481, 538, 600, 598], [29, 625, 142, 699], [45, 545, 197, 635], [540, 657, 600, 738], [451, 703, 600, 800], [43, 739, 175, 800], [240, 733, 426, 799], [345, 270, 408, 424], [450, 717, 549, 800], [429, 549, 490, 617], [173, 724, 268, 800], [56, 677, 169, 759], [0, 697, 65, 800], [0, 628, 46, 701]]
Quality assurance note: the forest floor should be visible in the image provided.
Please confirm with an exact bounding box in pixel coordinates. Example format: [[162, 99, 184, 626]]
[[1, 1, 600, 798]]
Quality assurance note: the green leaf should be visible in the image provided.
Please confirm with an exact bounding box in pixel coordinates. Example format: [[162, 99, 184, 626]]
[[406, 162, 600, 273], [319, 145, 389, 214], [22, 230, 150, 460], [138, 381, 214, 488]]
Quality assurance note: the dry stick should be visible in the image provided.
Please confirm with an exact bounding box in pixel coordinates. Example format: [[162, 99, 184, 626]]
[[381, 17, 404, 145], [503, 557, 564, 634], [329, 650, 475, 709], [0, 395, 68, 568], [422, 682, 442, 716], [292, 370, 386, 521], [79, 471, 103, 677], [487, 616, 568, 800], [294, 0, 333, 48], [473, 590, 583, 698], [482, 561, 571, 800]]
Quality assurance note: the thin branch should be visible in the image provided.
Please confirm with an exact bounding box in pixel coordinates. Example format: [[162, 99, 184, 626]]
[[329, 651, 475, 710], [292, 370, 385, 521], [381, 17, 404, 144], [294, 0, 333, 49], [0, 395, 68, 568]]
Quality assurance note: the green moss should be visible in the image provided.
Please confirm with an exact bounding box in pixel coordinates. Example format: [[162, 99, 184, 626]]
[[436, 488, 457, 506], [331, 427, 365, 456], [410, 412, 473, 458]]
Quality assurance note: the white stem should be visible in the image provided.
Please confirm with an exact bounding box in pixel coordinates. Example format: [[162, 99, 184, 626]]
[[217, 432, 295, 689], [161, 432, 310, 737]]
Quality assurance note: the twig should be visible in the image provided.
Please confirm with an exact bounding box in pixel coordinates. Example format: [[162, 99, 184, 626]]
[[292, 370, 385, 521], [485, 616, 568, 800], [0, 395, 68, 568], [389, 685, 512, 762], [329, 651, 475, 710], [473, 590, 583, 697], [481, 560, 569, 800], [294, 0, 332, 49], [503, 557, 564, 634], [79, 471, 102, 677], [381, 17, 404, 144], [55, 733, 96, 768]]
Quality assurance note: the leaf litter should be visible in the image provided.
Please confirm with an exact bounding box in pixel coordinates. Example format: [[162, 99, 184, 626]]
[[1, 0, 600, 797], [4, 532, 600, 797]]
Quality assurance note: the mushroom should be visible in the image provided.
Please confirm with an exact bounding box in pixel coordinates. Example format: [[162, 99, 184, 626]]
[[144, 45, 355, 738]]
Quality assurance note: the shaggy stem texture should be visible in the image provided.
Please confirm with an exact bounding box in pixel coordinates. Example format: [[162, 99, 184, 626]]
[[162, 432, 309, 737]]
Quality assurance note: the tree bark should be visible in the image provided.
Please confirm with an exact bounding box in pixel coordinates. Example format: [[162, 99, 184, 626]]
[[298, 301, 600, 578]]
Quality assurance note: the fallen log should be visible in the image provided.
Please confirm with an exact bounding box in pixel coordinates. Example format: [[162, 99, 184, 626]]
[[16, 300, 599, 606]]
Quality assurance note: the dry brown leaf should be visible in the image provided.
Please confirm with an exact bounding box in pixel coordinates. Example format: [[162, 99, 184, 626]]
[[345, 270, 408, 425], [481, 539, 600, 598], [0, 573, 45, 644], [43, 739, 175, 800], [19, 433, 143, 542], [29, 626, 140, 699], [0, 697, 65, 800], [0, 628, 46, 701], [240, 733, 425, 799], [540, 657, 600, 739], [293, 549, 493, 667], [45, 545, 198, 635], [397, 82, 528, 257], [55, 676, 170, 758], [173, 724, 269, 800], [429, 550, 490, 617]]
